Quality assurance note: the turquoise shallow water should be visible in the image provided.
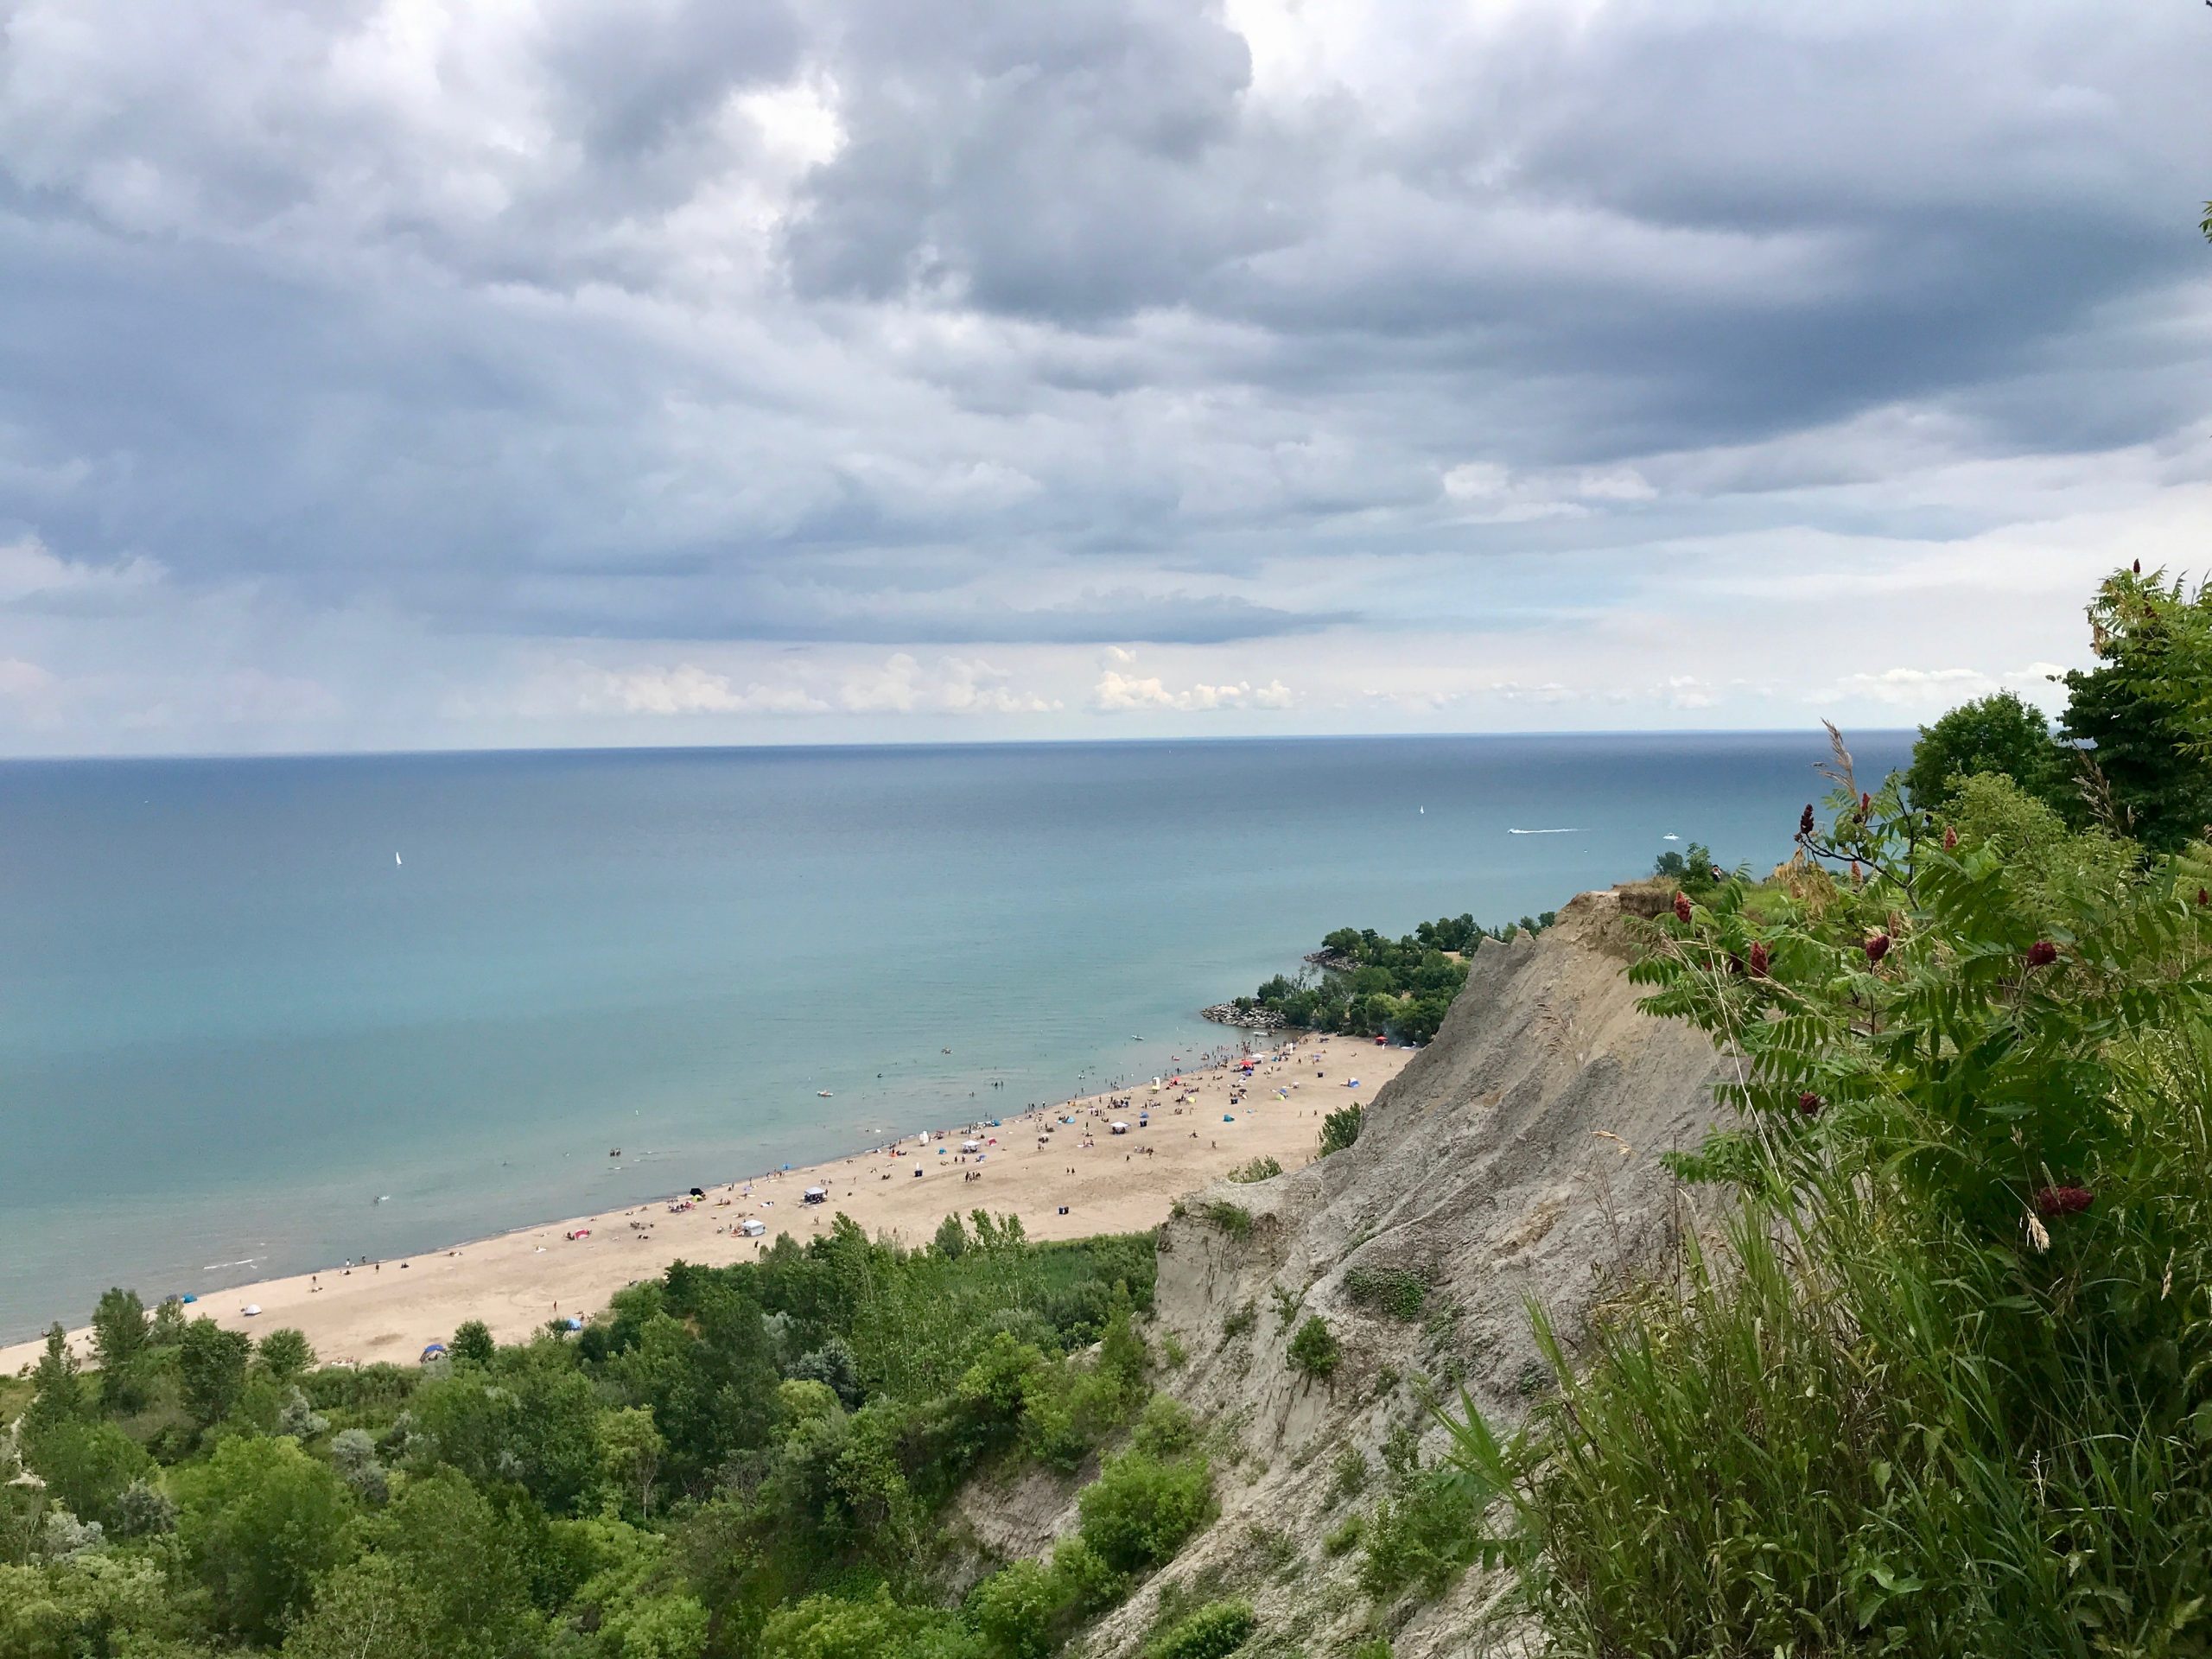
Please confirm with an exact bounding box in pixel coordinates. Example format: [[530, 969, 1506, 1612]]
[[0, 731, 1909, 1338]]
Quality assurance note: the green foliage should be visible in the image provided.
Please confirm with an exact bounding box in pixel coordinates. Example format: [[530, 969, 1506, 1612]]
[[2060, 565, 2212, 851], [89, 1288, 151, 1414], [284, 1470, 543, 1659], [1131, 1395, 1198, 1458], [257, 1326, 316, 1382], [1247, 912, 1549, 1040], [965, 1541, 1128, 1659], [1285, 1316, 1339, 1382], [1904, 688, 2078, 819], [763, 1586, 981, 1659], [1328, 1446, 1370, 1505], [23, 1326, 85, 1436], [1224, 1156, 1281, 1184], [410, 1358, 604, 1512], [1220, 1302, 1256, 1340], [177, 1317, 252, 1427], [1651, 842, 1719, 891], [1342, 1266, 1426, 1321], [449, 1319, 497, 1366], [175, 1433, 356, 1643], [0, 1554, 190, 1659], [1198, 1200, 1252, 1240], [1316, 1103, 1363, 1158], [20, 1417, 156, 1533], [1077, 1448, 1214, 1573], [1142, 1599, 1255, 1659], [1356, 1448, 1484, 1602], [6, 1103, 1172, 1659]]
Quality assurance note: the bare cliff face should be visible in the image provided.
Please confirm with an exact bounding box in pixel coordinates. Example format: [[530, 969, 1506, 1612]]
[[977, 888, 1729, 1656]]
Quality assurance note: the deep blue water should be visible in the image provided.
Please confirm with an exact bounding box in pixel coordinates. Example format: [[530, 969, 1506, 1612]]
[[0, 731, 1909, 1338]]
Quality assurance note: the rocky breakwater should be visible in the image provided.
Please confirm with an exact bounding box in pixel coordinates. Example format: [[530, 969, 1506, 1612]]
[[1199, 999, 1288, 1032]]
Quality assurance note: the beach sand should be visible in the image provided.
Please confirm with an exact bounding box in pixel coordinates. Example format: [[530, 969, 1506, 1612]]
[[2, 1035, 1410, 1376]]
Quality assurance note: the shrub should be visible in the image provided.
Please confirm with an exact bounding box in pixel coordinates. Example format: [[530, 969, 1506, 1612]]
[[1198, 1201, 1253, 1240], [1221, 1303, 1257, 1340], [1077, 1449, 1213, 1573], [1132, 1395, 1198, 1458], [1318, 1104, 1363, 1157], [1327, 1446, 1369, 1504], [1323, 1512, 1363, 1556], [1343, 1267, 1427, 1321], [1225, 1157, 1281, 1184], [1143, 1599, 1255, 1659], [1286, 1316, 1339, 1382], [256, 1326, 315, 1381], [968, 1557, 1066, 1659], [111, 1478, 178, 1539], [1357, 1463, 1483, 1601]]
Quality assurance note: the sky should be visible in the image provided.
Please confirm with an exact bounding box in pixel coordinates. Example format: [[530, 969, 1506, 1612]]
[[0, 0, 2208, 756]]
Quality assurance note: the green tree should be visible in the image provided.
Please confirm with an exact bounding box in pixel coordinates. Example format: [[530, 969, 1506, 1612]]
[[2061, 566, 2212, 850], [409, 1361, 604, 1514], [22, 1326, 84, 1435], [88, 1289, 151, 1414], [931, 1213, 969, 1259], [279, 1553, 442, 1659], [175, 1433, 355, 1643], [449, 1319, 497, 1367], [19, 1420, 156, 1534], [257, 1326, 315, 1382], [0, 1553, 188, 1658], [148, 1298, 188, 1347], [1904, 688, 2076, 817], [177, 1319, 251, 1427], [599, 1406, 667, 1521]]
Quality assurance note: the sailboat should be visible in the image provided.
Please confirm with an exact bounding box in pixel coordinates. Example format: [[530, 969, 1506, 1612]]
[[395, 851, 403, 866]]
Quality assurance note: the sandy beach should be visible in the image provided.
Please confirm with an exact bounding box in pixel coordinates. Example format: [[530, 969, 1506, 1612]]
[[2, 1033, 1410, 1376]]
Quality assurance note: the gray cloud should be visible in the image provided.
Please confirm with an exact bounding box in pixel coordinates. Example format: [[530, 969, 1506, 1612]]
[[0, 0, 2207, 750]]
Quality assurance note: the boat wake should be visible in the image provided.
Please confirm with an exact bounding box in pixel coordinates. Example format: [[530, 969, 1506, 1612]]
[[1508, 827, 1584, 836]]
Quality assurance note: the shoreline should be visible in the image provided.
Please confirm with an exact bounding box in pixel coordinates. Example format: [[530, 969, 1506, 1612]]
[[2, 1033, 1413, 1376]]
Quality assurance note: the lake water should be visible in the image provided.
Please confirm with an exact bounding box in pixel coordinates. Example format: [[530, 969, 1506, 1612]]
[[0, 730, 1910, 1338]]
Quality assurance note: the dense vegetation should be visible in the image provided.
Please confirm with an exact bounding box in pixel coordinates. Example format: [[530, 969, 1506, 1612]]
[[0, 1213, 1212, 1659], [1236, 912, 1556, 1044], [1447, 565, 2212, 1656]]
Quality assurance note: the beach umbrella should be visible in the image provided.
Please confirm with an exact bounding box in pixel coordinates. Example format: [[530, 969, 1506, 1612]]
[[241, 1304, 262, 1317], [420, 1343, 448, 1362]]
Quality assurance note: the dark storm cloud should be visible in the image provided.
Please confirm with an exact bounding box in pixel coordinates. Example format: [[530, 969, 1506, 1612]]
[[0, 0, 2206, 683]]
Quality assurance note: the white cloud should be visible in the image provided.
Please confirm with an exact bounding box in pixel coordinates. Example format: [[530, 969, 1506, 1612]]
[[0, 537, 161, 605], [0, 658, 55, 700], [579, 664, 832, 716], [1092, 664, 1294, 713]]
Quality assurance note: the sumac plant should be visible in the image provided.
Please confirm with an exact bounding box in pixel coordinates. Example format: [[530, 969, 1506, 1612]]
[[1443, 688, 2212, 1658]]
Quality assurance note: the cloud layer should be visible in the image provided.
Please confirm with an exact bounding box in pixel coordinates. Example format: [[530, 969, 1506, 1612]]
[[0, 0, 2207, 752]]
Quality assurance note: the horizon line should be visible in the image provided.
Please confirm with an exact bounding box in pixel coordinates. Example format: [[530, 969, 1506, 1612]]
[[0, 723, 1919, 767]]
